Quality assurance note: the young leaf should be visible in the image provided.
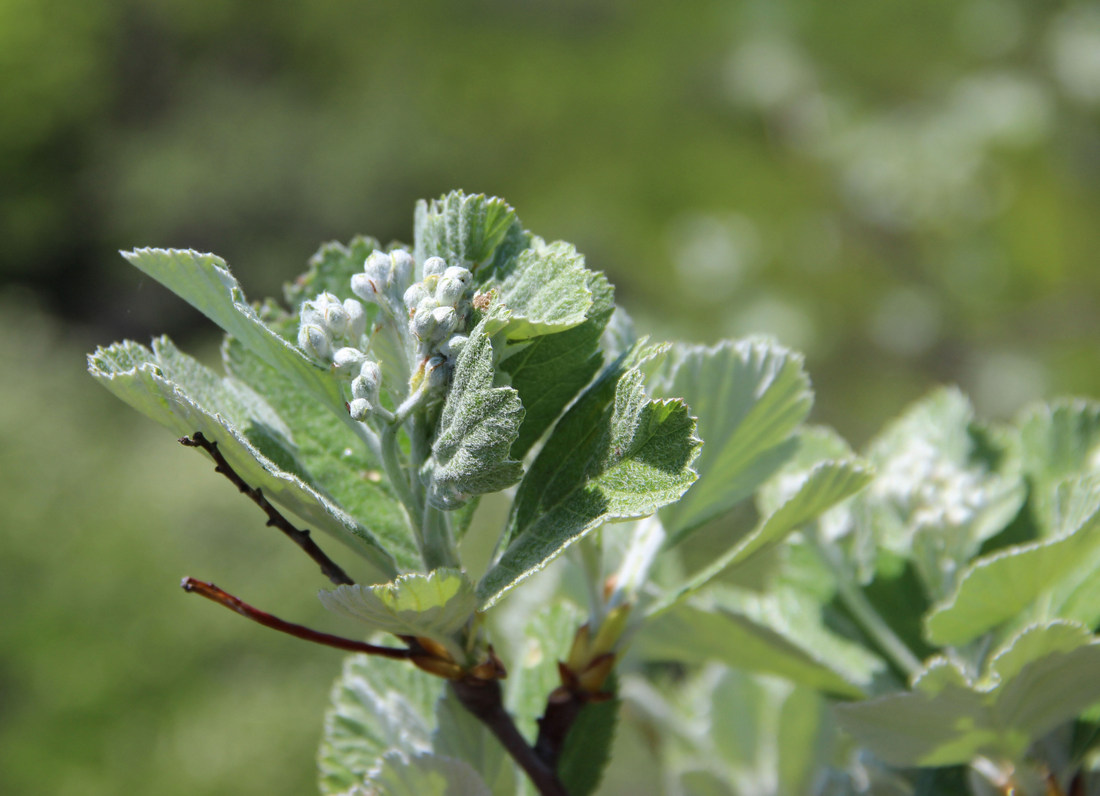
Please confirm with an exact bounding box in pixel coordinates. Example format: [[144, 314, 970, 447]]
[[421, 313, 525, 510], [414, 192, 524, 276], [923, 501, 1100, 646], [478, 350, 701, 607], [319, 654, 443, 794], [121, 248, 345, 411], [651, 338, 813, 543], [319, 570, 477, 654], [488, 238, 593, 340], [223, 336, 419, 571], [502, 271, 615, 460], [557, 686, 620, 796], [88, 338, 398, 578], [652, 460, 872, 611]]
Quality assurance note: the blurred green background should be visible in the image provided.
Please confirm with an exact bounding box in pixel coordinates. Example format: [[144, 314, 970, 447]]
[[2, 1, 1099, 793]]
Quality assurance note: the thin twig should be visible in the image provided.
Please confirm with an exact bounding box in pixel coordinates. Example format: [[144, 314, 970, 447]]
[[181, 577, 414, 660], [451, 678, 569, 796], [179, 432, 354, 586]]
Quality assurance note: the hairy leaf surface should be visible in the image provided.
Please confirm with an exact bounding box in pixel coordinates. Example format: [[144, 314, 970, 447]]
[[651, 338, 813, 543], [87, 338, 398, 578], [478, 349, 701, 607]]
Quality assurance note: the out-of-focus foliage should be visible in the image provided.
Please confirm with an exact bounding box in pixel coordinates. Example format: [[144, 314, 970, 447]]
[[4, 1, 1100, 795], [4, 0, 1100, 439]]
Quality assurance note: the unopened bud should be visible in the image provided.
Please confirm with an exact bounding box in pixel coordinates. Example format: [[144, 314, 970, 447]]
[[435, 272, 470, 306], [425, 354, 450, 391], [403, 282, 430, 312], [332, 347, 367, 376], [298, 323, 332, 361], [352, 360, 382, 402], [423, 256, 447, 278], [343, 299, 366, 341], [430, 306, 458, 337], [348, 398, 371, 421], [391, 249, 415, 290], [439, 334, 468, 358]]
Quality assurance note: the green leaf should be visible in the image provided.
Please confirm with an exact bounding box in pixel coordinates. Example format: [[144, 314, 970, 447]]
[[87, 338, 398, 579], [318, 654, 443, 794], [319, 570, 477, 655], [923, 501, 1100, 646], [414, 192, 524, 276], [422, 314, 525, 510], [557, 684, 619, 796], [478, 348, 701, 607], [363, 751, 492, 796], [654, 460, 872, 611], [489, 238, 592, 340], [121, 248, 344, 411], [1015, 399, 1100, 534], [836, 622, 1100, 767], [433, 690, 516, 796], [223, 336, 419, 571], [651, 338, 813, 543], [502, 271, 614, 460], [634, 600, 878, 698]]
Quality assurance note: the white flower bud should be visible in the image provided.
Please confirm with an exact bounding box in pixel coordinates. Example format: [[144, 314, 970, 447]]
[[430, 305, 458, 338], [332, 347, 367, 376], [343, 299, 366, 341], [319, 297, 349, 337], [352, 359, 382, 403], [350, 271, 381, 302], [391, 249, 415, 290], [403, 282, 430, 311], [435, 274, 469, 306], [410, 306, 435, 341], [439, 334, 468, 358], [425, 354, 450, 391], [348, 398, 372, 421], [298, 323, 332, 361], [423, 256, 447, 278], [364, 250, 393, 284]]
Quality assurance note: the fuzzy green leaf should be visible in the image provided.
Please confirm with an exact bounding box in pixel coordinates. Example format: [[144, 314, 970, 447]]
[[654, 460, 872, 611], [122, 248, 344, 411], [414, 192, 525, 276], [478, 349, 701, 607], [651, 338, 813, 543], [223, 336, 418, 571], [318, 654, 443, 794], [924, 499, 1100, 646], [319, 570, 477, 654], [1015, 399, 1100, 534], [422, 314, 524, 510], [489, 238, 592, 340], [836, 622, 1100, 767], [557, 685, 619, 796], [502, 271, 615, 460], [87, 338, 398, 578]]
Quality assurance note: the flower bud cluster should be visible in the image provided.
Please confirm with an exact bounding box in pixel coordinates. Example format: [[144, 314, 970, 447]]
[[297, 248, 479, 423], [401, 256, 474, 395], [297, 292, 367, 362]]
